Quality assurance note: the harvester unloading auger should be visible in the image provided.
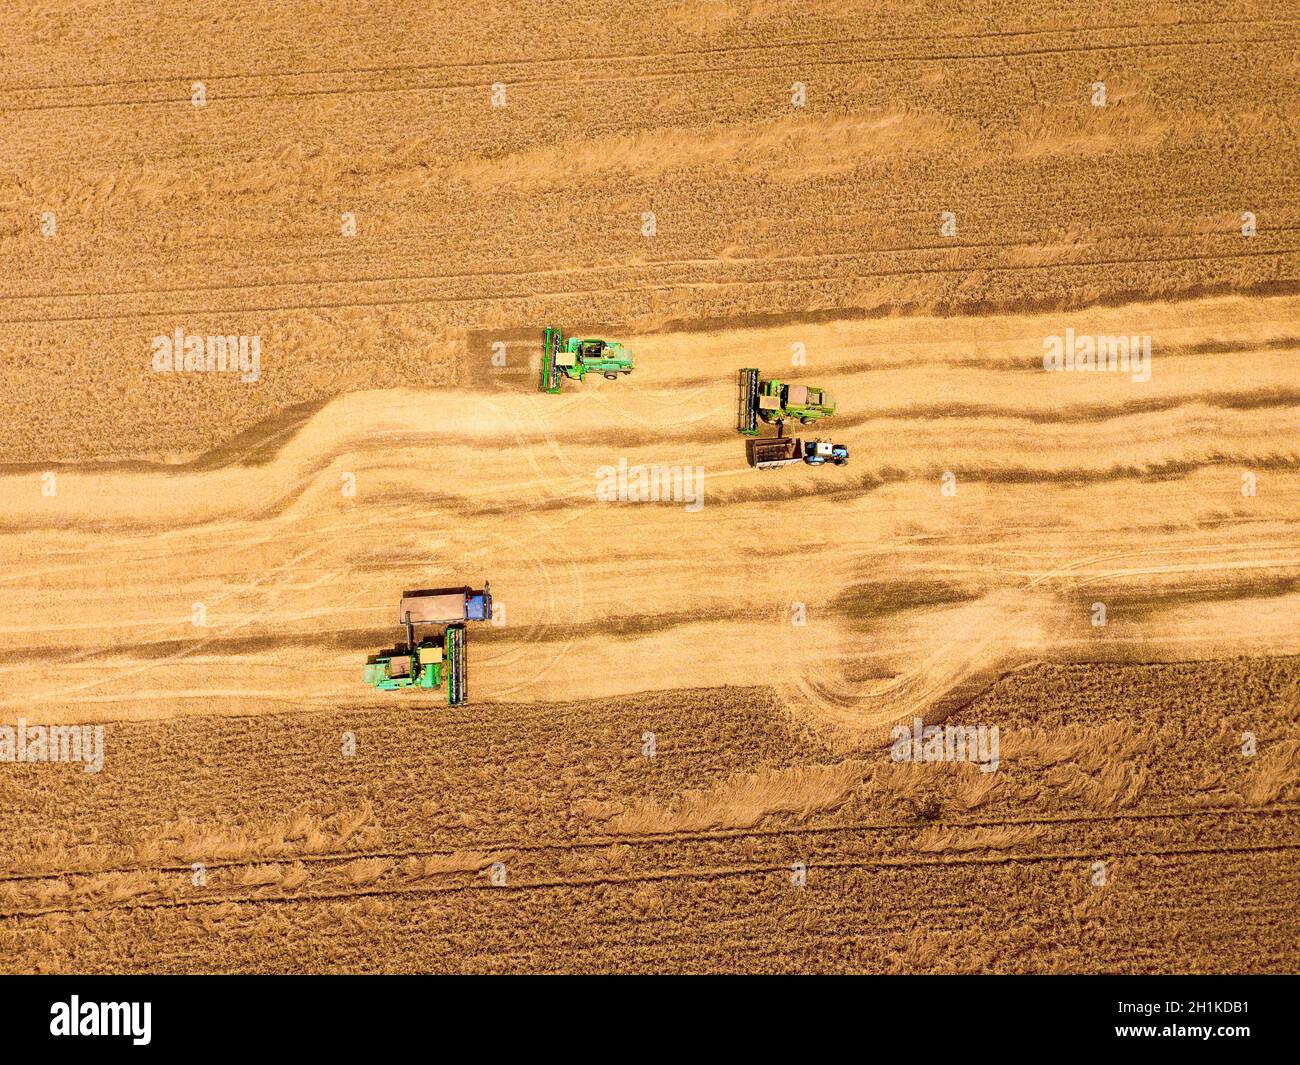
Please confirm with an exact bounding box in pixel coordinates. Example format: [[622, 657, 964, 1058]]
[[363, 584, 492, 706], [541, 327, 634, 393], [737, 368, 848, 468]]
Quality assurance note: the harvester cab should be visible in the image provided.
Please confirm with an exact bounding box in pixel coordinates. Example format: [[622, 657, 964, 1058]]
[[363, 584, 491, 705], [541, 327, 634, 392]]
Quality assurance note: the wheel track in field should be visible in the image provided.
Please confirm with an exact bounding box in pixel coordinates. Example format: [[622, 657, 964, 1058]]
[[2, 14, 1296, 94], [3, 802, 1295, 888], [3, 26, 1298, 114], [0, 246, 1295, 326], [3, 838, 1297, 922], [7, 232, 1300, 308], [25, 873, 1291, 972]]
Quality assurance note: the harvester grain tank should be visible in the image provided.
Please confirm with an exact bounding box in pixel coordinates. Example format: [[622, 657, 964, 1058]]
[[541, 327, 634, 392], [363, 584, 492, 706]]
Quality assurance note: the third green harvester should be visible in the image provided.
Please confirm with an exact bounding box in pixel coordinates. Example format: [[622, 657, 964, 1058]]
[[541, 327, 634, 393]]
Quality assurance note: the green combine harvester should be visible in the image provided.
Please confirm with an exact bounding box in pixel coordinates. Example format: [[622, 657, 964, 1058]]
[[737, 368, 837, 434], [363, 584, 491, 706], [541, 327, 634, 393]]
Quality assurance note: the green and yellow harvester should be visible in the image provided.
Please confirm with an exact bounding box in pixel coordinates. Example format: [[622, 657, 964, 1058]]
[[737, 368, 837, 434], [737, 368, 849, 468], [541, 327, 634, 393]]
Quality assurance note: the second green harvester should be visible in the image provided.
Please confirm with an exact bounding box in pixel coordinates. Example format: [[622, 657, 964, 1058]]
[[737, 368, 837, 434]]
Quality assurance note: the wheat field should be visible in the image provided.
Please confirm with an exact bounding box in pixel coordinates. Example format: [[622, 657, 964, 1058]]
[[0, 0, 1297, 973]]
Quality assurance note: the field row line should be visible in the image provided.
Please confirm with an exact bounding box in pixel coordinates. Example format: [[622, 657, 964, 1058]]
[[4, 16, 1296, 92], [3, 31, 1298, 114], [6, 232, 1299, 308], [0, 248, 1294, 327], [3, 840, 1297, 922], [3, 801, 1295, 886]]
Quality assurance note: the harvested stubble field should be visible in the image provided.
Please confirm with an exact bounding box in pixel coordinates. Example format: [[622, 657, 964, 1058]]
[[1, 0, 1298, 973], [3, 662, 1298, 972]]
